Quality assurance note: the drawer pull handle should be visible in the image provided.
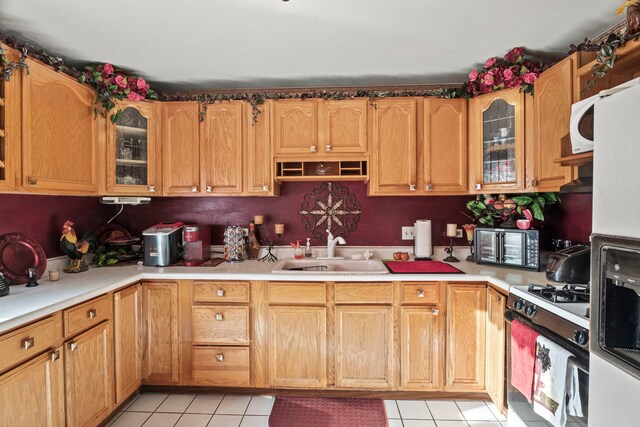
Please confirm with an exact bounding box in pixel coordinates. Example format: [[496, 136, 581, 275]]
[[417, 290, 425, 298], [325, 145, 332, 152], [215, 313, 224, 321], [409, 184, 416, 191], [87, 309, 97, 319], [431, 308, 439, 315], [206, 185, 213, 193], [148, 185, 156, 193], [425, 184, 433, 191], [216, 354, 224, 362], [217, 289, 225, 297], [22, 337, 35, 350], [532, 179, 539, 187], [28, 177, 37, 186], [310, 145, 317, 153], [192, 186, 198, 192], [50, 350, 60, 362], [69, 341, 78, 352]]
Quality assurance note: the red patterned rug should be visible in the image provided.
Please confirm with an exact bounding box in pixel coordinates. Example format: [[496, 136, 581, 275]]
[[269, 397, 387, 427]]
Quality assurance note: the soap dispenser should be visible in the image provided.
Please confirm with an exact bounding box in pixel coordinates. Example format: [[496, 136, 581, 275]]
[[305, 238, 313, 258]]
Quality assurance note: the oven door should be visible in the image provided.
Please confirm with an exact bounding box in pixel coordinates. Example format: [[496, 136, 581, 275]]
[[502, 231, 526, 267], [505, 310, 589, 426]]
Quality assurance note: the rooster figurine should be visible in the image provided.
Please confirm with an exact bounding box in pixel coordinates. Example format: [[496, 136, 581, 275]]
[[60, 220, 97, 273]]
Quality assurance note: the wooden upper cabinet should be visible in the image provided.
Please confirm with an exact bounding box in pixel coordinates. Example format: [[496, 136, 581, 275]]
[[201, 101, 244, 194], [21, 59, 99, 194], [486, 287, 507, 412], [0, 44, 20, 193], [107, 100, 159, 195], [469, 88, 525, 193], [445, 284, 487, 392], [529, 56, 575, 191], [274, 99, 319, 155], [65, 322, 113, 427], [114, 284, 143, 406], [369, 98, 418, 195], [422, 98, 468, 194], [320, 99, 368, 154], [0, 348, 65, 427], [162, 102, 201, 195], [400, 307, 442, 391], [246, 101, 277, 195]]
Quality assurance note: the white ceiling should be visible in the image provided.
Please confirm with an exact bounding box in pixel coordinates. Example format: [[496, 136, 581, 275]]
[[0, 0, 622, 91]]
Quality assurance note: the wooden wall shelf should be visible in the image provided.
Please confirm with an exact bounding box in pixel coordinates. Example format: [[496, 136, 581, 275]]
[[276, 160, 367, 182], [554, 151, 593, 167]]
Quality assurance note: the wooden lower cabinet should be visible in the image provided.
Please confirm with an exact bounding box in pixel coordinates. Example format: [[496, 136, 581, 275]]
[[268, 306, 327, 388], [445, 284, 487, 392], [114, 284, 142, 405], [65, 321, 113, 427], [335, 306, 394, 389], [192, 346, 250, 387], [142, 282, 180, 385], [486, 287, 507, 410], [400, 306, 442, 390], [0, 347, 65, 427]]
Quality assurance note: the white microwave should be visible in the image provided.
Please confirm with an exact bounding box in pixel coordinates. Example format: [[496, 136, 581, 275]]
[[570, 77, 640, 154]]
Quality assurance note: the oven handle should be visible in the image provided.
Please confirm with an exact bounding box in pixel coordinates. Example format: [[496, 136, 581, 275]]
[[504, 310, 590, 372]]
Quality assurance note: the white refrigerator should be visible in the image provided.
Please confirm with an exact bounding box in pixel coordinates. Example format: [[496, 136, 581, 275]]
[[589, 78, 640, 426]]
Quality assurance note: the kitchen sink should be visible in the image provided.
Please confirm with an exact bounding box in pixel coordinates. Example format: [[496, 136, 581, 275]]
[[272, 258, 389, 275]]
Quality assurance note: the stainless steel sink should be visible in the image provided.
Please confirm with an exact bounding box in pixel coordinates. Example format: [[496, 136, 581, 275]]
[[272, 258, 389, 275]]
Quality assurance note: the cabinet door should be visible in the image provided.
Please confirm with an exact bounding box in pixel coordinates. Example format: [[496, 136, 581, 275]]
[[114, 284, 142, 405], [65, 322, 113, 427], [469, 88, 525, 193], [0, 348, 65, 427], [162, 102, 201, 195], [486, 288, 506, 412], [143, 281, 180, 385], [335, 306, 393, 389], [22, 59, 99, 194], [246, 101, 276, 195], [0, 44, 20, 192], [445, 284, 487, 392], [274, 99, 319, 155], [321, 99, 367, 154], [268, 306, 326, 388], [400, 307, 442, 391], [370, 98, 417, 195], [202, 101, 244, 194], [422, 98, 468, 194], [530, 57, 574, 191], [107, 100, 159, 195]]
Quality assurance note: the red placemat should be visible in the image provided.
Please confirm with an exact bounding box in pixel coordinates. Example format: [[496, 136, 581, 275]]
[[269, 396, 387, 427], [384, 260, 463, 274]]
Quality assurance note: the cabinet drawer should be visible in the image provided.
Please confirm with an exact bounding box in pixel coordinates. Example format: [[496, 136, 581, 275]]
[[335, 283, 393, 304], [192, 306, 249, 345], [0, 314, 62, 373], [193, 281, 250, 304], [192, 346, 250, 387], [268, 282, 326, 305], [402, 283, 439, 304], [63, 295, 111, 338]]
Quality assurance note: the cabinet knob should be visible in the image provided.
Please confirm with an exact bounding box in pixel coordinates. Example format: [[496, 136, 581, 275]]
[[0, 128, 5, 138], [50, 350, 60, 362], [87, 309, 97, 319], [409, 184, 416, 191], [262, 185, 269, 192], [22, 337, 35, 350], [215, 313, 224, 321], [310, 145, 317, 153], [206, 186, 213, 193], [431, 308, 440, 315], [68, 341, 78, 352], [191, 186, 198, 192], [532, 179, 539, 187], [216, 354, 224, 362], [217, 289, 225, 297], [425, 184, 433, 191], [148, 185, 156, 193], [27, 177, 37, 186], [325, 145, 332, 152], [475, 183, 482, 190], [417, 290, 425, 298]]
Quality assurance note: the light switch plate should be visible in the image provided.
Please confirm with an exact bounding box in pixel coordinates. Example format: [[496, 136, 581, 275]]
[[457, 229, 463, 238], [402, 226, 415, 240]]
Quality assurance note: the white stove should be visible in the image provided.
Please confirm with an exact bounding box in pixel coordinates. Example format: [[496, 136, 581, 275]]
[[510, 283, 590, 330]]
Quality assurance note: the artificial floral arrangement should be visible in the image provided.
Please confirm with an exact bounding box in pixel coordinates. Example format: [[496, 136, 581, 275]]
[[465, 47, 546, 97], [0, 45, 28, 81], [78, 63, 157, 122], [466, 193, 560, 229]]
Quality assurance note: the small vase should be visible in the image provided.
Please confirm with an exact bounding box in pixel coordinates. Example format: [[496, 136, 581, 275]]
[[628, 3, 640, 35]]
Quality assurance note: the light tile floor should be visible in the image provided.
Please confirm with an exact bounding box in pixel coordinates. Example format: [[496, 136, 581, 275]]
[[106, 393, 508, 427]]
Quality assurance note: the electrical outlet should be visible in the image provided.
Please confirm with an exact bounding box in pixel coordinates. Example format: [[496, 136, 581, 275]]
[[457, 228, 463, 238], [402, 226, 415, 240], [242, 227, 249, 237]]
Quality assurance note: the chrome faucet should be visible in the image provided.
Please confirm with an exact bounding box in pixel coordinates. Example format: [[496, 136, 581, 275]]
[[326, 229, 346, 259]]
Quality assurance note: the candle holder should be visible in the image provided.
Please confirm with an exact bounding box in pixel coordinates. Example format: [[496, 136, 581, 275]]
[[443, 237, 460, 263], [256, 224, 282, 263], [462, 224, 477, 262]]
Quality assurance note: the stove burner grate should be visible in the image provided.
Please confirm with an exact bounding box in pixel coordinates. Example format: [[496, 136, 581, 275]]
[[527, 283, 590, 303]]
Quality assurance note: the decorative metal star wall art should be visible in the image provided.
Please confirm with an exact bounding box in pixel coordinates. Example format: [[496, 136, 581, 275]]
[[299, 182, 362, 243]]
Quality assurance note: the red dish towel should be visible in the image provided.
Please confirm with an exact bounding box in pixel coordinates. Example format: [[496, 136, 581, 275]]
[[511, 319, 540, 403]]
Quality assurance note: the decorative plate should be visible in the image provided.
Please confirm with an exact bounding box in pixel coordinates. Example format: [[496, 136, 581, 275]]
[[0, 233, 47, 285]]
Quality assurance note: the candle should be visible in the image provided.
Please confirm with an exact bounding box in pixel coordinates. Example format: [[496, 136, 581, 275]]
[[446, 223, 458, 238], [49, 269, 60, 282], [254, 215, 264, 225], [275, 224, 285, 235]]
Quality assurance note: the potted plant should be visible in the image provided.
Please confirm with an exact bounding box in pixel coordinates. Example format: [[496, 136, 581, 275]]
[[466, 193, 560, 229]]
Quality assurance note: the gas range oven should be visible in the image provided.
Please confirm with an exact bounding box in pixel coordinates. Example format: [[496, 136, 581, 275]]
[[505, 284, 590, 426]]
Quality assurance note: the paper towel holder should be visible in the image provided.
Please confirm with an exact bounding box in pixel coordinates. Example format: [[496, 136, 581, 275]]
[[414, 219, 433, 261]]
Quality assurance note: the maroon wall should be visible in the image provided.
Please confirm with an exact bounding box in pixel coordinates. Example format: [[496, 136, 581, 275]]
[[0, 194, 109, 257], [546, 193, 593, 245]]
